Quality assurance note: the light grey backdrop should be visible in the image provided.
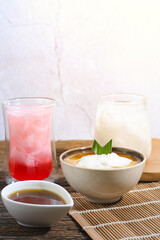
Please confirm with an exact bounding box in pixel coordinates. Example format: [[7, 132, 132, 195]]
[[0, 0, 160, 140]]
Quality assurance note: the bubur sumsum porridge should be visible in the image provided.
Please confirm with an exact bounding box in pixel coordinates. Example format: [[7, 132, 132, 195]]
[[65, 151, 140, 169]]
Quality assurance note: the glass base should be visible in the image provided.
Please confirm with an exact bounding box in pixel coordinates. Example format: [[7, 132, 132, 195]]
[[5, 173, 59, 185]]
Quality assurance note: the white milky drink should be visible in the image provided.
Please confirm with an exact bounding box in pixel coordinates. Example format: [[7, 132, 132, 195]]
[[94, 94, 151, 158]]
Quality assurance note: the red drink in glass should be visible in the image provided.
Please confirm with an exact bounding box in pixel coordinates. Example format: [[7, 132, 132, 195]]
[[7, 107, 53, 181]]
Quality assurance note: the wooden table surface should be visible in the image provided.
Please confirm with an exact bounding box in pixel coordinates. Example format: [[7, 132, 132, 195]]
[[0, 140, 92, 240], [1, 139, 159, 239]]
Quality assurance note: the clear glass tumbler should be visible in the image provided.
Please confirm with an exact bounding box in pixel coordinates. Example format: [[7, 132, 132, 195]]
[[94, 93, 151, 158], [2, 97, 58, 184]]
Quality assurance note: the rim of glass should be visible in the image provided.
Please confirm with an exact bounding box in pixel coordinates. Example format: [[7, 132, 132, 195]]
[[100, 93, 146, 104], [2, 97, 56, 108]]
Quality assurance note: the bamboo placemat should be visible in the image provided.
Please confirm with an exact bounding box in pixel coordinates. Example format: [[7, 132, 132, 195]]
[[69, 182, 160, 240]]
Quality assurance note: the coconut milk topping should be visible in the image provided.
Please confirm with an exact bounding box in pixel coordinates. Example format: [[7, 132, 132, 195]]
[[75, 153, 132, 169]]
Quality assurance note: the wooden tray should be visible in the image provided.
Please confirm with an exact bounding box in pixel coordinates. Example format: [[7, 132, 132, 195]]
[[141, 138, 160, 181]]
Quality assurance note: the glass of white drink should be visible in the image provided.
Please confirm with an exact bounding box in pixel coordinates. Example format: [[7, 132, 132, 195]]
[[94, 93, 151, 158]]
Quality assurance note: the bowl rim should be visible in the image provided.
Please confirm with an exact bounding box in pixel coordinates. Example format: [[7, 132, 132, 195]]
[[1, 180, 74, 208], [60, 146, 146, 171]]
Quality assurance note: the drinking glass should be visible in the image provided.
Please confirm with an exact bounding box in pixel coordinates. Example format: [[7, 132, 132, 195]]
[[2, 97, 58, 184], [94, 93, 151, 158]]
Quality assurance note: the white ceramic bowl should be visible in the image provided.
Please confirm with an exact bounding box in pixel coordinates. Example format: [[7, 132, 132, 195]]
[[1, 180, 73, 227], [60, 147, 146, 203]]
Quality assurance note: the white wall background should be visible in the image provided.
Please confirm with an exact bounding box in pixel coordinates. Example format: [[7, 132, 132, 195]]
[[0, 0, 160, 140]]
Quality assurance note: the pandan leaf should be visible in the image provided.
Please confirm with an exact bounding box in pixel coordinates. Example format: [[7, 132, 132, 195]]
[[92, 139, 112, 155]]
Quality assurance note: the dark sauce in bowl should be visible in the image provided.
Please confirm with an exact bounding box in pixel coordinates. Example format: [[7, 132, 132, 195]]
[[8, 189, 66, 205]]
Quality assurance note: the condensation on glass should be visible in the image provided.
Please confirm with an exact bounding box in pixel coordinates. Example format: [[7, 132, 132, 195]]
[[3, 97, 58, 184], [94, 93, 151, 158]]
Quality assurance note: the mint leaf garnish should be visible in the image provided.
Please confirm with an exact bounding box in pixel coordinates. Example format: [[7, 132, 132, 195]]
[[92, 139, 112, 155]]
